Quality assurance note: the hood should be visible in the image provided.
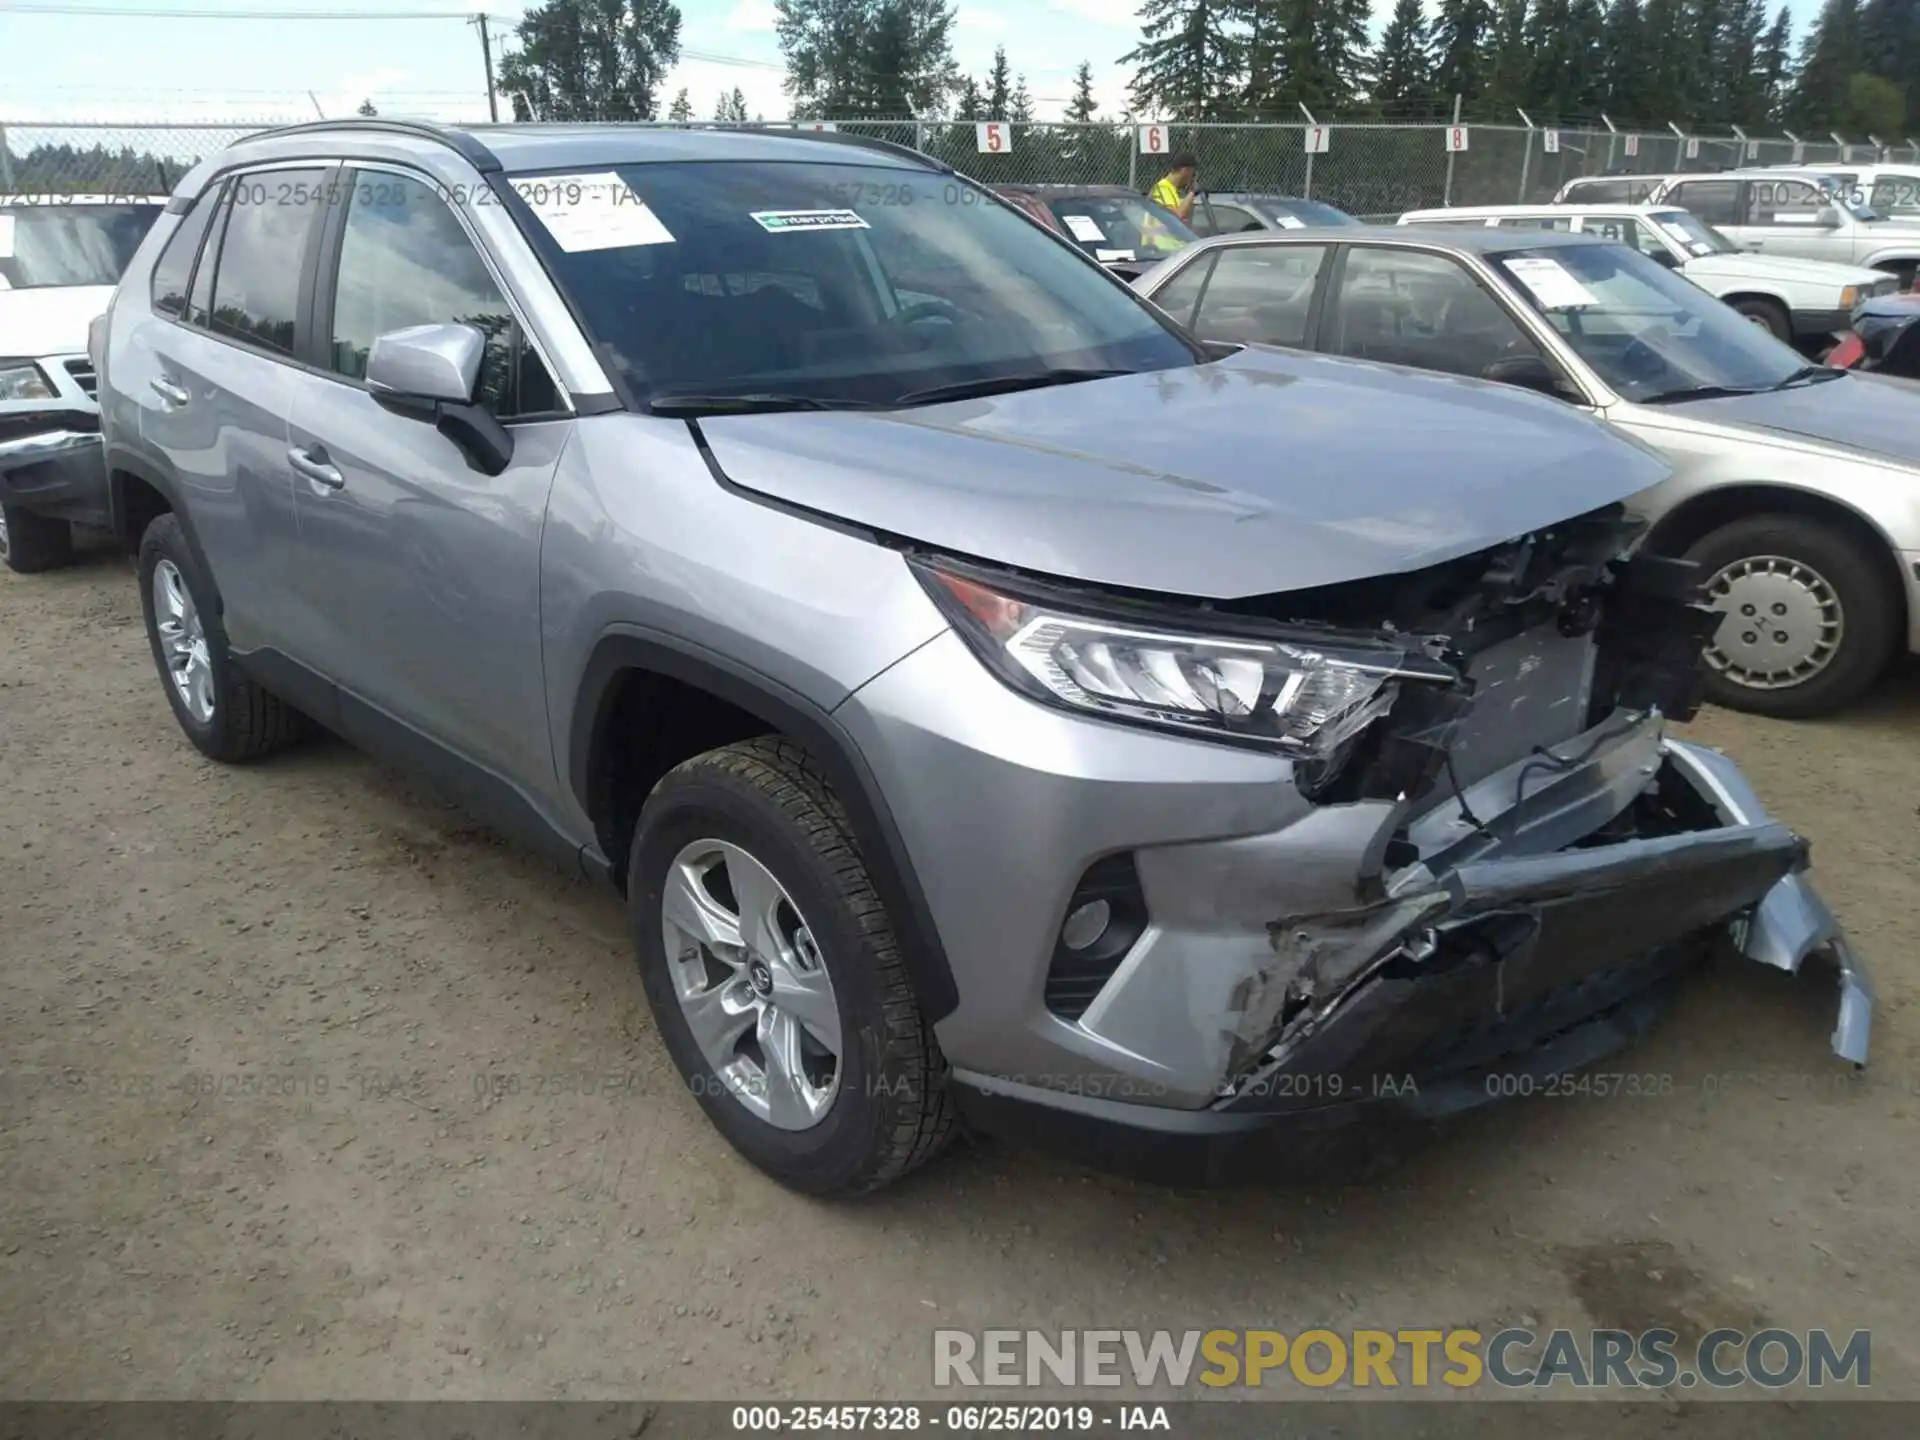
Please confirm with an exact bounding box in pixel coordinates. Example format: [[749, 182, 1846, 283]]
[[697, 347, 1672, 599], [0, 284, 114, 357], [1662, 371, 1920, 466], [1684, 252, 1886, 288]]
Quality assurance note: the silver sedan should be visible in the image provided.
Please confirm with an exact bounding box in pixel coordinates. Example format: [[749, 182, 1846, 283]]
[[1135, 227, 1920, 717]]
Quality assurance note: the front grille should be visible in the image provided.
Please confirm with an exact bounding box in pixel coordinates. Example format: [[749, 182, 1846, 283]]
[[63, 358, 98, 398]]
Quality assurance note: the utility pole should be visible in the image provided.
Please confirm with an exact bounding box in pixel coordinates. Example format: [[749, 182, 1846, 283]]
[[475, 12, 500, 123]]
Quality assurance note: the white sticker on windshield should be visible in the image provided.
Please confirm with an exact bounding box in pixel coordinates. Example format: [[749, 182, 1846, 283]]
[[1272, 214, 1305, 229], [750, 209, 870, 234], [1094, 247, 1133, 261], [1504, 255, 1598, 309], [1656, 219, 1696, 247], [1064, 213, 1107, 243], [0, 214, 14, 258], [513, 172, 675, 251]]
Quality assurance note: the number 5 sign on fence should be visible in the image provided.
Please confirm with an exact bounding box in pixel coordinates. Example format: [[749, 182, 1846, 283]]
[[976, 121, 1011, 154], [1304, 125, 1330, 154], [1445, 126, 1469, 152], [1138, 124, 1169, 155]]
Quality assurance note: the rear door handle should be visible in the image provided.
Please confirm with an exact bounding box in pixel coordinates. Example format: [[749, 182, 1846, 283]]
[[149, 377, 190, 407], [288, 444, 345, 490]]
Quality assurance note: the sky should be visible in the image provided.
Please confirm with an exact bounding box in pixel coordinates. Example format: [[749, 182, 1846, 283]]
[[0, 0, 1822, 130]]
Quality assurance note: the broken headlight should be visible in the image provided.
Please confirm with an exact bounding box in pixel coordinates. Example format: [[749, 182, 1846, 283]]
[[916, 560, 1454, 758], [0, 362, 55, 403]]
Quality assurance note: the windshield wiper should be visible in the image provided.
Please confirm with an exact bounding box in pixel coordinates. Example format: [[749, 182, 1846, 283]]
[[646, 392, 887, 417], [1771, 364, 1845, 390], [1637, 384, 1767, 405], [893, 368, 1134, 408]]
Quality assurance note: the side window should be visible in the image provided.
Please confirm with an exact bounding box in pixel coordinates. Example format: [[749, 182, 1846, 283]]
[[205, 169, 327, 355], [1329, 246, 1538, 380], [1668, 180, 1739, 227], [1747, 179, 1824, 225], [1147, 254, 1214, 328], [329, 170, 558, 418], [1194, 203, 1259, 237], [186, 188, 229, 327], [1189, 244, 1329, 348], [149, 188, 220, 318]]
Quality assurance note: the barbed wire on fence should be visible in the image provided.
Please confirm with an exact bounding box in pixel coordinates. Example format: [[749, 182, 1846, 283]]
[[5, 117, 1917, 216]]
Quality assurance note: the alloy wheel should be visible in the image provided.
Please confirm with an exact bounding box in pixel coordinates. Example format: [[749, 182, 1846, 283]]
[[1702, 554, 1844, 691], [152, 558, 216, 723], [660, 838, 842, 1131]]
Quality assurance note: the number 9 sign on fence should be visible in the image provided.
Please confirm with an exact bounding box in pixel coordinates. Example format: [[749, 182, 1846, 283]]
[[976, 121, 1010, 154], [1138, 124, 1169, 156]]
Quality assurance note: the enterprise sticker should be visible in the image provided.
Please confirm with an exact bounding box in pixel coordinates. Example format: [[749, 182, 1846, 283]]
[[751, 208, 870, 233]]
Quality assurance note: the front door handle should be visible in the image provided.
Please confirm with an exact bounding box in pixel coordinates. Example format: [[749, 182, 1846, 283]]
[[288, 444, 345, 490], [149, 376, 190, 407]]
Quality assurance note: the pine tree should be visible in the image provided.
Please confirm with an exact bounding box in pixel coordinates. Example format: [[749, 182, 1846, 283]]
[[987, 44, 1012, 117], [1859, 0, 1917, 128], [1372, 0, 1435, 111], [1523, 0, 1576, 113], [1482, 0, 1531, 109], [1718, 0, 1770, 126], [1787, 0, 1865, 127], [1123, 0, 1247, 119], [497, 0, 684, 121], [775, 0, 957, 117], [356, 98, 379, 116], [1066, 59, 1100, 121], [714, 86, 750, 121], [1687, 0, 1730, 118], [667, 86, 694, 120], [1430, 0, 1495, 104], [1757, 4, 1795, 121], [1603, 0, 1652, 118], [955, 74, 985, 119], [1010, 73, 1036, 121], [1638, 0, 1690, 120], [1564, 0, 1608, 115]]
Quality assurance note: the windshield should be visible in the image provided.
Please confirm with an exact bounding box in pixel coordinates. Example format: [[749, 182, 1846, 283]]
[[0, 203, 162, 289], [1044, 193, 1196, 261], [507, 162, 1198, 408], [1272, 199, 1358, 227], [1493, 242, 1804, 401], [1646, 209, 1737, 256]]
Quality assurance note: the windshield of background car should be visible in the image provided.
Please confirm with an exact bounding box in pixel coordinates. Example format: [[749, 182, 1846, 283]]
[[507, 162, 1197, 406], [1647, 209, 1737, 256], [1493, 242, 1802, 400], [1274, 199, 1359, 227], [0, 203, 162, 289], [1044, 194, 1198, 260]]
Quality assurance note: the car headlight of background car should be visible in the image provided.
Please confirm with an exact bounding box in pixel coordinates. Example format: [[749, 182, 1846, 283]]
[[0, 361, 56, 403], [915, 558, 1456, 760]]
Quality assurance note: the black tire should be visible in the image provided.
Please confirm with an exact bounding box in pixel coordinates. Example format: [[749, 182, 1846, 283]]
[[136, 512, 308, 762], [1684, 514, 1899, 719], [0, 503, 75, 574], [1728, 297, 1792, 342], [629, 736, 953, 1196]]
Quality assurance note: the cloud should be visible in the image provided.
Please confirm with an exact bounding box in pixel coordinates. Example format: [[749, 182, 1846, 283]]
[[661, 57, 790, 121], [1042, 0, 1140, 27], [723, 0, 779, 31]]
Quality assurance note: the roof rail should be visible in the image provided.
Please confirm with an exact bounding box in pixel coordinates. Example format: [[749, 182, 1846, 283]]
[[737, 125, 951, 172], [243, 117, 502, 173]]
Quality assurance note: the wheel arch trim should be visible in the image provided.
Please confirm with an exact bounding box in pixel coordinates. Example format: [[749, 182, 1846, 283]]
[[105, 446, 224, 614], [566, 626, 961, 1022]]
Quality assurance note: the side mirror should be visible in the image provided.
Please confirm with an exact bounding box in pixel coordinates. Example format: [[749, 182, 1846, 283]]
[[1482, 352, 1569, 399], [1816, 204, 1845, 228], [365, 322, 513, 477]]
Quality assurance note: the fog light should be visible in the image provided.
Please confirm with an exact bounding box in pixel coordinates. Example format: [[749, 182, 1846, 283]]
[[1060, 898, 1112, 951]]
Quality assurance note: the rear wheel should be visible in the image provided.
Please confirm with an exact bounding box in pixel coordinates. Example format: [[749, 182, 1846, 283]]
[[137, 513, 308, 761], [1728, 297, 1792, 341], [1685, 514, 1899, 718], [0, 503, 75, 574], [629, 737, 953, 1196]]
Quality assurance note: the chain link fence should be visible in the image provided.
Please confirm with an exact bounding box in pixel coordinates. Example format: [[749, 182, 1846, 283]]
[[6, 117, 1918, 216]]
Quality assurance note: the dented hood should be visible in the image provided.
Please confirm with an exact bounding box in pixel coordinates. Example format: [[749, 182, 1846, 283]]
[[697, 346, 1672, 599]]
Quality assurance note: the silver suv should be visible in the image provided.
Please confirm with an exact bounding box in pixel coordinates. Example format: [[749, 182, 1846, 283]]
[[95, 121, 1870, 1194]]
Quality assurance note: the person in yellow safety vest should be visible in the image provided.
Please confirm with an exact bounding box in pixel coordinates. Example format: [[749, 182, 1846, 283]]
[[1144, 152, 1197, 253]]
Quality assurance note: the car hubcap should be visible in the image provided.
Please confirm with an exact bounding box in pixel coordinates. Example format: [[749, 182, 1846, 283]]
[[1702, 555, 1843, 691], [152, 559, 216, 723], [661, 839, 841, 1131]]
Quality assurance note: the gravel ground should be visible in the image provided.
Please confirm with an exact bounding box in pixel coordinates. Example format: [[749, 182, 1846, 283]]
[[2, 544, 1916, 1405]]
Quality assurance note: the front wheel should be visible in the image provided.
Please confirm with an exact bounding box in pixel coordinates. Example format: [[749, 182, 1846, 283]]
[[1728, 297, 1792, 341], [0, 503, 75, 574], [1685, 514, 1899, 718], [629, 737, 953, 1196]]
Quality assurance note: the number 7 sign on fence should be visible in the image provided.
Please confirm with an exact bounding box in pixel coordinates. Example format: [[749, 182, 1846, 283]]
[[1304, 125, 1330, 154]]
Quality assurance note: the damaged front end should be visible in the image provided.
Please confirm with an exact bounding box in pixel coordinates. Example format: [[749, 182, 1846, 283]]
[[915, 503, 1871, 1136]]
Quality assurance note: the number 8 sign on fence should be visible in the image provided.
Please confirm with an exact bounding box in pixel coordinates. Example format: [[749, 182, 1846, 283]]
[[975, 121, 1010, 154], [1445, 126, 1470, 152]]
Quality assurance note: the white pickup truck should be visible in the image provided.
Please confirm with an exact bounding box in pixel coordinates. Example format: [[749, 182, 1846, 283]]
[[1399, 203, 1897, 348], [1, 193, 165, 572]]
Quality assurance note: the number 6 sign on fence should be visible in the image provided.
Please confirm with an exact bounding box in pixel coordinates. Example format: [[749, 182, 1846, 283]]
[[1138, 124, 1168, 155], [975, 121, 1009, 153], [1445, 126, 1469, 152]]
